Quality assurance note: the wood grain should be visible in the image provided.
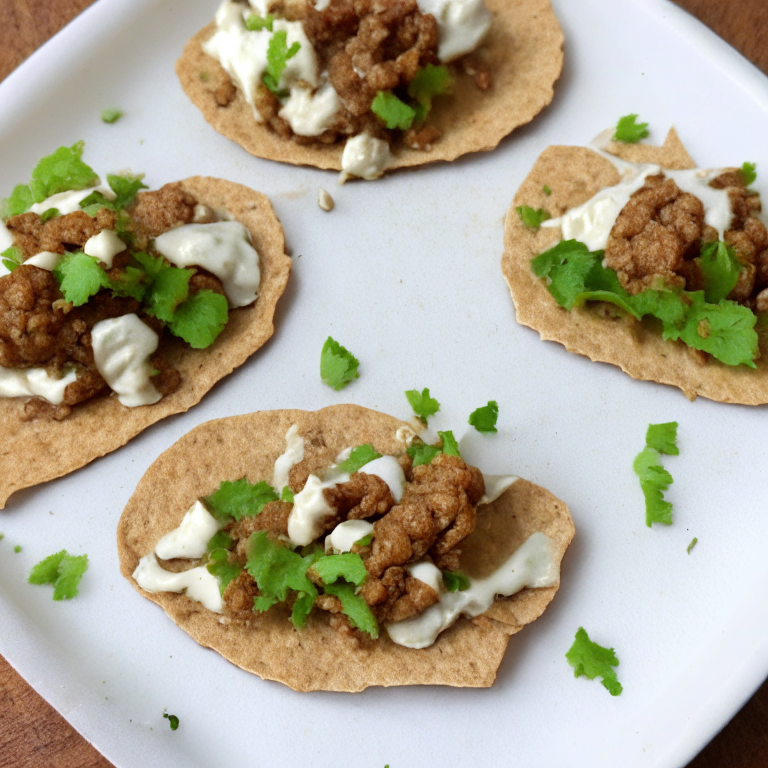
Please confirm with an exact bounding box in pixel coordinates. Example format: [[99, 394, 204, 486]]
[[1, 0, 768, 766]]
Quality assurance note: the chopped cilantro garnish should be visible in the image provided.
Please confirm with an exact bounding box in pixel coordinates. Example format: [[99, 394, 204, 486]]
[[407, 64, 451, 122], [739, 162, 757, 186], [371, 91, 416, 131], [144, 264, 192, 322], [204, 478, 279, 522], [407, 442, 441, 467], [1, 246, 23, 273], [109, 265, 147, 302], [442, 571, 470, 592], [107, 173, 147, 209], [438, 430, 460, 457], [566, 627, 622, 696], [543, 185, 552, 195], [281, 486, 295, 503], [323, 581, 379, 638], [354, 533, 373, 548], [613, 114, 649, 143], [14, 545, 21, 553], [53, 252, 111, 307], [39, 208, 58, 223], [246, 12, 273, 31], [634, 422, 678, 527], [313, 553, 368, 587], [28, 550, 88, 600], [698, 241, 741, 303], [206, 548, 243, 593], [687, 537, 698, 554], [2, 185, 34, 219], [262, 30, 300, 94], [405, 387, 440, 424], [163, 713, 180, 730], [468, 401, 498, 433], [320, 336, 360, 390], [206, 531, 233, 552], [101, 108, 123, 124], [168, 289, 229, 349], [338, 444, 381, 474], [516, 205, 551, 230], [246, 531, 320, 628]]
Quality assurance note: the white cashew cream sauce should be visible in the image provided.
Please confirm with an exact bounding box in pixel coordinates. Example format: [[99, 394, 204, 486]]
[[0, 367, 77, 404], [387, 531, 558, 648], [83, 229, 126, 268], [155, 500, 225, 560], [133, 554, 223, 613], [325, 519, 375, 553], [340, 134, 392, 182], [542, 129, 734, 252], [416, 0, 492, 62], [153, 221, 261, 308], [91, 314, 162, 407], [273, 424, 305, 491], [25, 251, 63, 270], [29, 185, 116, 216]]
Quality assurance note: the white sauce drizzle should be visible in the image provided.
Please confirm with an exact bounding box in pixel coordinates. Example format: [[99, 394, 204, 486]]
[[83, 229, 126, 268], [153, 221, 261, 308], [91, 314, 161, 407], [0, 367, 77, 404], [133, 553, 223, 613], [386, 532, 558, 648], [359, 455, 406, 502], [279, 83, 341, 137], [416, 0, 492, 62], [273, 424, 304, 491], [287, 473, 346, 545], [155, 500, 224, 560], [325, 519, 374, 553], [340, 134, 391, 181], [29, 185, 115, 216], [407, 560, 444, 593], [480, 474, 518, 505], [25, 251, 62, 271]]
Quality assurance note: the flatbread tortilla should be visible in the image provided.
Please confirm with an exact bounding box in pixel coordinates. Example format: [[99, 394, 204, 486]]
[[502, 129, 768, 404], [117, 405, 575, 692], [0, 178, 291, 509], [176, 0, 564, 172]]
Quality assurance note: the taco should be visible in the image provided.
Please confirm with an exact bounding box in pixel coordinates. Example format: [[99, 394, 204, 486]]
[[117, 405, 574, 692], [502, 127, 768, 404], [0, 143, 290, 508], [176, 0, 564, 179]]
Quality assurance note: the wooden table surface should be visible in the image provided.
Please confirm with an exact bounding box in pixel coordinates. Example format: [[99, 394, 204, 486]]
[[1, 0, 768, 766]]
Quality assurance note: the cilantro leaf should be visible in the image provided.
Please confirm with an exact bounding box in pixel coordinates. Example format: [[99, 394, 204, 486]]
[[1, 246, 23, 273], [698, 241, 741, 303], [281, 486, 295, 503], [354, 533, 373, 548], [169, 289, 229, 349], [566, 627, 622, 696], [645, 422, 678, 455], [28, 550, 88, 600], [28, 142, 99, 203], [407, 64, 451, 122], [613, 114, 649, 144], [543, 185, 552, 195], [633, 446, 673, 526], [206, 531, 233, 552], [246, 12, 273, 31], [739, 162, 757, 186], [468, 401, 498, 433], [1, 184, 35, 219], [687, 536, 698, 554], [246, 531, 320, 628], [145, 265, 192, 322], [323, 581, 379, 638], [204, 478, 279, 522], [107, 173, 147, 209], [108, 265, 147, 302], [405, 387, 440, 424], [53, 252, 111, 306], [206, 548, 243, 593], [338, 444, 381, 474], [313, 553, 368, 587], [262, 30, 300, 94], [163, 713, 180, 731], [438, 430, 460, 457], [320, 336, 360, 390], [531, 240, 599, 310], [516, 205, 551, 230], [40, 208, 58, 223], [407, 442, 441, 467], [371, 91, 416, 131], [101, 108, 123, 124], [442, 571, 469, 592]]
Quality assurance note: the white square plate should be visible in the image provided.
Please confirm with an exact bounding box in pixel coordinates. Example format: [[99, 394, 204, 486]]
[[2, 0, 768, 765]]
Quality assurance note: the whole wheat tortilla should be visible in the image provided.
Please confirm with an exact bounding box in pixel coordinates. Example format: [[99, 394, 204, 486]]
[[117, 405, 574, 692], [176, 0, 564, 173], [502, 129, 768, 404], [0, 178, 291, 509]]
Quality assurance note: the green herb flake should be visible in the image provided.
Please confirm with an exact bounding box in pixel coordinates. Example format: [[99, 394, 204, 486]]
[[107, 173, 147, 209], [566, 627, 622, 696], [438, 430, 460, 457], [28, 550, 88, 600], [53, 252, 111, 306], [320, 336, 360, 390], [354, 533, 373, 548], [39, 208, 59, 223], [163, 713, 180, 731], [407, 64, 451, 122], [168, 289, 229, 349], [739, 162, 757, 186], [323, 581, 379, 638], [1, 185, 35, 219], [262, 30, 300, 93], [338, 444, 382, 474], [516, 205, 551, 230], [371, 91, 416, 131], [405, 387, 440, 424], [634, 421, 678, 527], [543, 185, 552, 195], [246, 12, 273, 31], [281, 486, 295, 503], [246, 531, 320, 628], [204, 479, 279, 522], [698, 241, 741, 304], [206, 531, 233, 552], [1, 246, 24, 273], [468, 400, 498, 433], [442, 571, 470, 592], [613, 114, 649, 144], [313, 552, 368, 587], [687, 537, 698, 554], [406, 442, 441, 467], [145, 265, 192, 322], [645, 422, 678, 455], [206, 548, 243, 593], [14, 545, 21, 553], [101, 108, 123, 124]]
